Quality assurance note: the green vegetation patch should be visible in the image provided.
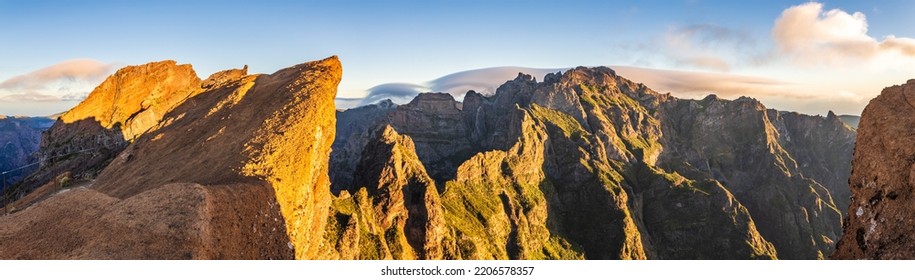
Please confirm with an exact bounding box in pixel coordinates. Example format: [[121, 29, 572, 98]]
[[528, 104, 586, 139]]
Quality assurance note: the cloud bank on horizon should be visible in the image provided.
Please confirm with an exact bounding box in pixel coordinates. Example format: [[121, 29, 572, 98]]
[[0, 59, 116, 103], [352, 67, 569, 106], [340, 65, 814, 112]]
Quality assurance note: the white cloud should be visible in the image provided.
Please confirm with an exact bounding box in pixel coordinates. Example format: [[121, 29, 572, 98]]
[[429, 67, 567, 96], [772, 2, 915, 66], [610, 66, 793, 99], [612, 66, 867, 115], [0, 59, 116, 102], [0, 93, 62, 102], [359, 83, 431, 106], [351, 67, 569, 108]]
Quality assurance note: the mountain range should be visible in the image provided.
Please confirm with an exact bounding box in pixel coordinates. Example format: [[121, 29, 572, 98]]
[[329, 67, 855, 259]]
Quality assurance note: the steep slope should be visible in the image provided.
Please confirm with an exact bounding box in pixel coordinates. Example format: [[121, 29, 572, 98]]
[[332, 67, 853, 259], [0, 56, 341, 259], [834, 79, 915, 259], [771, 110, 855, 211], [657, 96, 848, 259], [6, 61, 202, 206]]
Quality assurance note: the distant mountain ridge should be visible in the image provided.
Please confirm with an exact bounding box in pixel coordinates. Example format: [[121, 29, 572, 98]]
[[330, 67, 855, 259], [837, 115, 860, 129], [0, 116, 54, 196]]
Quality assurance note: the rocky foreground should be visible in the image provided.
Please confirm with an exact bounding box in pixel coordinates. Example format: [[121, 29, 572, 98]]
[[833, 80, 915, 259], [0, 59, 856, 259], [0, 57, 340, 259]]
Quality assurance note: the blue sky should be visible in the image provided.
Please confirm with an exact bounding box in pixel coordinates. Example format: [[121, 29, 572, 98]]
[[2, 0, 915, 116]]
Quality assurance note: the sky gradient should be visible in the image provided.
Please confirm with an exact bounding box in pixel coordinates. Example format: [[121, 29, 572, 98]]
[[2, 0, 914, 116]]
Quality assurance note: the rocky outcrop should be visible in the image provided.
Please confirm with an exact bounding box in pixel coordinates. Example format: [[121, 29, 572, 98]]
[[7, 61, 203, 205], [834, 79, 915, 259], [59, 60, 203, 141], [332, 67, 854, 259], [0, 56, 341, 259]]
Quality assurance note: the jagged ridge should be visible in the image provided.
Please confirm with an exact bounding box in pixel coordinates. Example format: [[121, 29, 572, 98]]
[[330, 66, 855, 259]]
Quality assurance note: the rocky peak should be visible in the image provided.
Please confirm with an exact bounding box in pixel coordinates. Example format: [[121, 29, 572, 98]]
[[59, 60, 202, 139], [376, 98, 396, 109], [513, 72, 536, 83], [463, 90, 484, 107], [823, 110, 848, 128], [7, 60, 204, 204], [734, 96, 766, 109], [561, 66, 618, 85], [326, 124, 445, 259], [543, 72, 562, 83], [354, 125, 432, 194], [202, 65, 248, 89]]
